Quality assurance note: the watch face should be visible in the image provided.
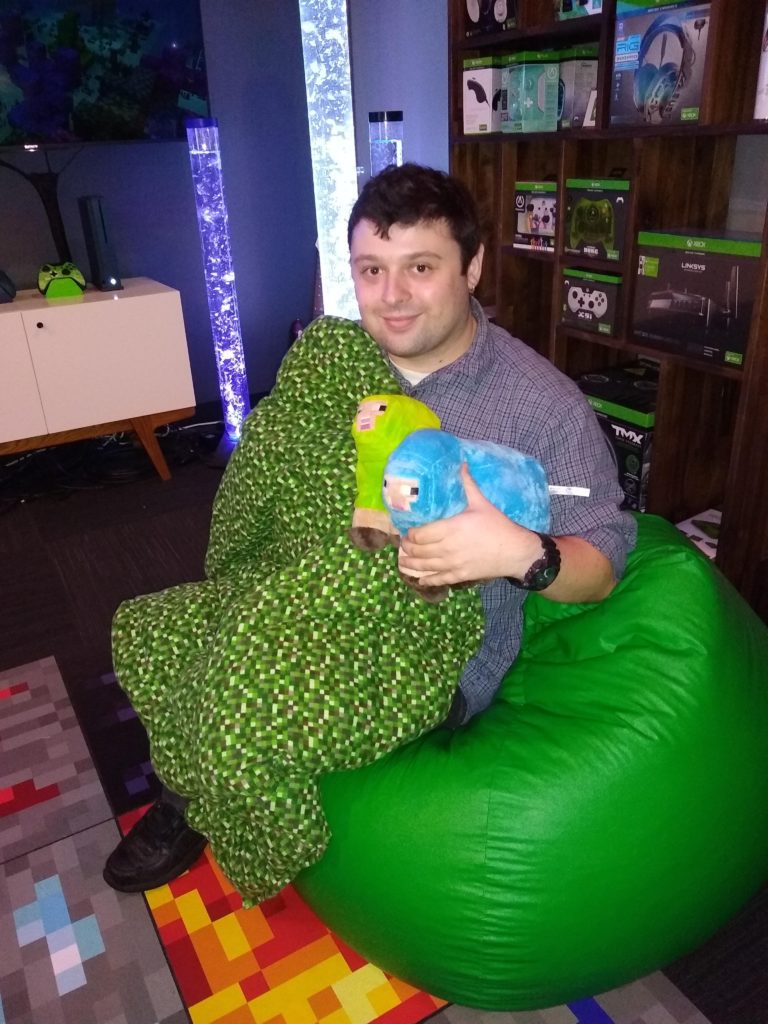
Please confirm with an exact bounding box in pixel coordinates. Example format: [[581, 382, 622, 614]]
[[494, 0, 508, 22], [467, 0, 480, 22]]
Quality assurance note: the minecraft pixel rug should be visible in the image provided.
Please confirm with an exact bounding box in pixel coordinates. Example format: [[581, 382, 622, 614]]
[[1, 658, 718, 1024], [118, 805, 447, 1024]]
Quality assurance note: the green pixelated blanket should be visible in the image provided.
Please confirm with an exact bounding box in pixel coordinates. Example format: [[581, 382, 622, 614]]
[[112, 316, 485, 905]]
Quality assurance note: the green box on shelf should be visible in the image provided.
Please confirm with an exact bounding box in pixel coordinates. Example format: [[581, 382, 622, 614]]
[[562, 266, 622, 335], [565, 178, 630, 262], [558, 44, 599, 129], [501, 51, 559, 133], [633, 231, 762, 368], [462, 56, 504, 134], [610, 1, 712, 127], [513, 181, 558, 252], [576, 361, 659, 511], [556, 0, 604, 18]]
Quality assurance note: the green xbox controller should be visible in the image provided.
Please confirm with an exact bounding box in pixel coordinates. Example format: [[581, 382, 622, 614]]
[[38, 261, 87, 298], [569, 198, 615, 252]]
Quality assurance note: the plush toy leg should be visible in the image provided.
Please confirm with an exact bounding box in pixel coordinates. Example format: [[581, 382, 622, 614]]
[[349, 508, 399, 551]]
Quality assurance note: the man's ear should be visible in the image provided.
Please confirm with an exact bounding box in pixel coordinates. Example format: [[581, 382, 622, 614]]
[[467, 244, 484, 293]]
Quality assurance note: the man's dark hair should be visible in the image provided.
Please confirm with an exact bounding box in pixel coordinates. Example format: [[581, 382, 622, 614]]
[[348, 163, 482, 273]]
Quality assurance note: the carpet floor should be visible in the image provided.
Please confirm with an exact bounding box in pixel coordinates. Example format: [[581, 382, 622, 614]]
[[0, 655, 724, 1024]]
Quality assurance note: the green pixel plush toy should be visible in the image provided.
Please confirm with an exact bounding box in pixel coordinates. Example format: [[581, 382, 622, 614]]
[[350, 394, 440, 551]]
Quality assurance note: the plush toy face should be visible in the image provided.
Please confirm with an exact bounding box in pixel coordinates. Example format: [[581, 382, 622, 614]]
[[383, 430, 466, 534]]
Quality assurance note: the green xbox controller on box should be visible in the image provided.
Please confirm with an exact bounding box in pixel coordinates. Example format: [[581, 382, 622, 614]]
[[565, 178, 630, 261]]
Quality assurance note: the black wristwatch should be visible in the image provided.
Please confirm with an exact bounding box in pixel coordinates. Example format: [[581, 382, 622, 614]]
[[506, 533, 561, 592]]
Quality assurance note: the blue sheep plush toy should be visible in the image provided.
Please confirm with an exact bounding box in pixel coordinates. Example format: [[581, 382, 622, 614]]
[[383, 428, 551, 602]]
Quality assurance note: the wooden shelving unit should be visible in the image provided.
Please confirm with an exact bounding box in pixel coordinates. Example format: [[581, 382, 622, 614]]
[[449, 0, 768, 621]]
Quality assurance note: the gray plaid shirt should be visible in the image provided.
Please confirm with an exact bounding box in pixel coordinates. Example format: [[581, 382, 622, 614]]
[[387, 299, 637, 721]]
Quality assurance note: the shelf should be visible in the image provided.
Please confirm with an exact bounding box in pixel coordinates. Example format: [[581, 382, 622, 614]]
[[555, 325, 746, 382], [457, 14, 603, 51], [452, 121, 768, 146], [449, 0, 768, 616]]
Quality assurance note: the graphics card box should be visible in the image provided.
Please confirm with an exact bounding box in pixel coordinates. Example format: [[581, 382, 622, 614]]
[[610, 1, 712, 127], [576, 361, 659, 511], [562, 266, 622, 335], [556, 0, 604, 18], [464, 0, 517, 37], [463, 57, 503, 134], [564, 178, 630, 261], [633, 231, 762, 367], [513, 181, 557, 252], [558, 45, 599, 128], [501, 51, 559, 133]]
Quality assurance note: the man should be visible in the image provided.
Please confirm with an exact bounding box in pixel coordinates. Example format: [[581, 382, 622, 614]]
[[103, 163, 635, 895]]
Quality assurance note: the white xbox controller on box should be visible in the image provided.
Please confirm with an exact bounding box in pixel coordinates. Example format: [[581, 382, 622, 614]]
[[567, 285, 608, 317]]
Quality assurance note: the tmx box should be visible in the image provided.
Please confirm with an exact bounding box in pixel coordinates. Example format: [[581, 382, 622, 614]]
[[576, 361, 659, 512], [633, 231, 762, 367]]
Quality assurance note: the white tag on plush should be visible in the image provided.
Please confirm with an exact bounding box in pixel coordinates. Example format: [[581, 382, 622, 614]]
[[548, 485, 591, 497]]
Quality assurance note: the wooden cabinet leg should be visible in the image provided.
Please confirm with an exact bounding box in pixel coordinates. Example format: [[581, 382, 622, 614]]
[[131, 417, 172, 480]]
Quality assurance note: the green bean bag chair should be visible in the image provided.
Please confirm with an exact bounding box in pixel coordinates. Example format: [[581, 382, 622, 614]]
[[296, 514, 768, 1009]]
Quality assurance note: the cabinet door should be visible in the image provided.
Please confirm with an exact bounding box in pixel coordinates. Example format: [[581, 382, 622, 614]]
[[22, 289, 195, 433], [0, 310, 48, 443]]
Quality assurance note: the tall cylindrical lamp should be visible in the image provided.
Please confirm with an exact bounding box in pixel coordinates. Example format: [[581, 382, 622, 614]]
[[186, 117, 250, 450]]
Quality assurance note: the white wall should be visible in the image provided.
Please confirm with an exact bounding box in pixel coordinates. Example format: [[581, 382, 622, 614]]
[[349, 0, 449, 181]]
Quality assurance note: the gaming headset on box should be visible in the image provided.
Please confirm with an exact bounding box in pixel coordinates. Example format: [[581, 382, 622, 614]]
[[632, 11, 705, 122]]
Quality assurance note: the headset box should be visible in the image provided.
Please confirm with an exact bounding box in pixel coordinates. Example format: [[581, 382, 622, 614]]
[[501, 51, 559, 133], [463, 57, 504, 134], [558, 45, 599, 128], [513, 181, 557, 252], [576, 361, 659, 511], [564, 178, 630, 261], [633, 231, 762, 367], [556, 0, 604, 18], [610, 1, 712, 127], [562, 267, 621, 335], [464, 0, 517, 36]]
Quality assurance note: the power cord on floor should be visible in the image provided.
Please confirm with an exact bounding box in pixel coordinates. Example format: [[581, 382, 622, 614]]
[[0, 421, 226, 514]]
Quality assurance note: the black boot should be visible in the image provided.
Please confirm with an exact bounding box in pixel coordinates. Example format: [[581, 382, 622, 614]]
[[103, 799, 208, 892]]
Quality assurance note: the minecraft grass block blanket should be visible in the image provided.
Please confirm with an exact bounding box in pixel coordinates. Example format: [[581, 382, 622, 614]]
[[112, 317, 485, 905]]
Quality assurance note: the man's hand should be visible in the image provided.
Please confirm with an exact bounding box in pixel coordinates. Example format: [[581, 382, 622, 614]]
[[398, 464, 544, 586], [398, 464, 617, 603]]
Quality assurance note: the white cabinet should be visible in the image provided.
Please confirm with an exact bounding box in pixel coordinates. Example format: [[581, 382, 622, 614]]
[[0, 278, 196, 478], [0, 311, 48, 442]]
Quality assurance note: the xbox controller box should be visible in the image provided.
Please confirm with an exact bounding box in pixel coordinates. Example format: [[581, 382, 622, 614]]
[[464, 0, 517, 37], [558, 44, 599, 129], [463, 56, 504, 134], [513, 181, 557, 252], [556, 0, 604, 18], [501, 51, 559, 133], [610, 1, 712, 127], [576, 360, 659, 511], [565, 178, 630, 261], [633, 231, 762, 367], [562, 267, 622, 335]]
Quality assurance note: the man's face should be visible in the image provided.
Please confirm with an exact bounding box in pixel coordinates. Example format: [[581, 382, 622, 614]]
[[350, 218, 483, 375]]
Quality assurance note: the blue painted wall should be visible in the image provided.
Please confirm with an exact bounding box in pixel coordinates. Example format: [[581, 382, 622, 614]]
[[349, 0, 449, 181], [0, 0, 317, 404]]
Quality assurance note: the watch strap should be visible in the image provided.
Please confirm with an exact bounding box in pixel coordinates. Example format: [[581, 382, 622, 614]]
[[506, 532, 561, 592]]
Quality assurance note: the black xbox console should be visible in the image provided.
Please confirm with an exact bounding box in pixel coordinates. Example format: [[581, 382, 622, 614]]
[[78, 195, 123, 291], [0, 269, 16, 303]]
